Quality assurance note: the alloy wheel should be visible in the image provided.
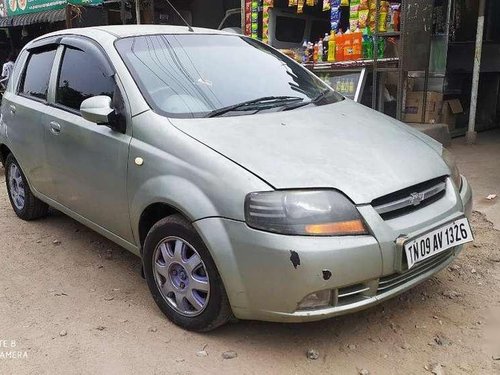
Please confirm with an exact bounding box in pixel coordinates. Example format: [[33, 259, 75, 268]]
[[8, 163, 25, 210], [153, 236, 210, 317]]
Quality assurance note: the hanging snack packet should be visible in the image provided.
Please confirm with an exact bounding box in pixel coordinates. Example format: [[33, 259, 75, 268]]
[[391, 3, 401, 31], [350, 0, 360, 32], [358, 0, 369, 28], [323, 0, 330, 11], [379, 1, 389, 32], [298, 0, 305, 13], [244, 0, 252, 36], [262, 0, 273, 44], [251, 0, 258, 39], [330, 0, 341, 32], [289, 0, 298, 6]]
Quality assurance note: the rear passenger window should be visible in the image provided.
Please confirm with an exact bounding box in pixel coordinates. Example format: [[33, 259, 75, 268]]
[[20, 49, 57, 100], [56, 47, 115, 111]]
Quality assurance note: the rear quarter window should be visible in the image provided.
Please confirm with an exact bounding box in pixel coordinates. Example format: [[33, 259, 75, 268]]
[[7, 50, 28, 93], [19, 48, 57, 101]]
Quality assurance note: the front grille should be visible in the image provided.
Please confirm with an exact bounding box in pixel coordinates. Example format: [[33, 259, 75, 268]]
[[372, 176, 447, 220], [336, 283, 370, 306], [377, 248, 454, 294]]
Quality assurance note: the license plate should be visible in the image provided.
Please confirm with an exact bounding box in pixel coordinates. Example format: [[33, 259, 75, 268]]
[[404, 218, 473, 269]]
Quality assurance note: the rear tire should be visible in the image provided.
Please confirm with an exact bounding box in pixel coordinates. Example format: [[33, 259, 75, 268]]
[[143, 214, 232, 332], [5, 154, 49, 220]]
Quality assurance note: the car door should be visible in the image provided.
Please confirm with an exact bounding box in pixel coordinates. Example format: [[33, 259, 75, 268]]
[[44, 38, 134, 243], [3, 45, 58, 197]]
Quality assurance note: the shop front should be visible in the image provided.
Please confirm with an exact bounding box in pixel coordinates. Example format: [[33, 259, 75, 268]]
[[240, 0, 499, 135], [242, 0, 407, 120], [0, 0, 112, 62]]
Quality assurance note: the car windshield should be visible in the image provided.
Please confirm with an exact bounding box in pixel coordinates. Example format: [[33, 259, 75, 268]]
[[115, 34, 342, 118]]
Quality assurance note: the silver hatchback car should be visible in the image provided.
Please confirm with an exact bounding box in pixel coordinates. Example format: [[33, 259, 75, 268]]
[[0, 26, 473, 331]]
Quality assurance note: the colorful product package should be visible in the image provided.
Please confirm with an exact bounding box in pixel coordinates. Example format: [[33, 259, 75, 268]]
[[323, 0, 330, 11], [244, 0, 252, 36], [251, 0, 258, 39], [390, 3, 401, 31], [330, 0, 341, 32], [262, 0, 274, 44], [379, 1, 390, 32], [358, 0, 369, 28], [297, 0, 305, 13], [349, 0, 361, 32]]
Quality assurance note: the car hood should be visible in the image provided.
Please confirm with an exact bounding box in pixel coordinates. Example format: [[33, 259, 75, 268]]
[[169, 100, 448, 204]]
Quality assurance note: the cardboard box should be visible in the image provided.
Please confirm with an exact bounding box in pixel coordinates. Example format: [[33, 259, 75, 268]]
[[441, 99, 464, 131], [404, 91, 443, 124]]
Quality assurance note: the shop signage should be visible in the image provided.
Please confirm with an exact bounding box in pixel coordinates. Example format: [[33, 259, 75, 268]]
[[6, 0, 102, 17]]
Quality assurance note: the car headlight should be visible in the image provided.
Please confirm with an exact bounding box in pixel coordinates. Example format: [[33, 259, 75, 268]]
[[244, 190, 368, 236], [442, 148, 462, 190]]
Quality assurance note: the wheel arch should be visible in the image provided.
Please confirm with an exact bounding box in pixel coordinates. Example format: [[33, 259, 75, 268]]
[[0, 144, 12, 166], [138, 202, 188, 249], [131, 175, 221, 252]]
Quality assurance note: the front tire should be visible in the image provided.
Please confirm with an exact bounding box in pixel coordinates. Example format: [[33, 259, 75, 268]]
[[143, 215, 232, 331], [5, 154, 49, 221]]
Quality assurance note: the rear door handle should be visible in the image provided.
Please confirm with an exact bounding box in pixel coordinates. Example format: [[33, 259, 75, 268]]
[[9, 105, 15, 114], [49, 121, 61, 135]]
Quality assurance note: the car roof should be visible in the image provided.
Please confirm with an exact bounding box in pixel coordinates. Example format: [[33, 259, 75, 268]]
[[31, 25, 231, 42]]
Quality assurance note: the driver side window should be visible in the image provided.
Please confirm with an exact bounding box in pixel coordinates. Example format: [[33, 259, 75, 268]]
[[56, 47, 115, 111]]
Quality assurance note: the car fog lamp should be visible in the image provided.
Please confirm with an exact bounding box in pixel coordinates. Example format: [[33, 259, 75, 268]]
[[298, 290, 332, 310]]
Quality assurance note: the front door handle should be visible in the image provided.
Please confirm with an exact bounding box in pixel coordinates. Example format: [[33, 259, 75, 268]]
[[9, 105, 16, 115], [49, 121, 61, 135]]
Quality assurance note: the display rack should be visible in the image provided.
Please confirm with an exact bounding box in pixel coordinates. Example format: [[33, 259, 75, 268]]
[[243, 0, 407, 120]]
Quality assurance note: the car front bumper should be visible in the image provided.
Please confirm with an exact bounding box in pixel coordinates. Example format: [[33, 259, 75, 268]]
[[194, 176, 473, 322]]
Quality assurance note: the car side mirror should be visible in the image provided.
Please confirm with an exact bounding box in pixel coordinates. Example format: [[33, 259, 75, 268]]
[[80, 96, 114, 125]]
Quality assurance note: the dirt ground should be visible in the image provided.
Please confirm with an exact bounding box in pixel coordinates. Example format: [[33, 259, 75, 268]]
[[0, 170, 499, 374]]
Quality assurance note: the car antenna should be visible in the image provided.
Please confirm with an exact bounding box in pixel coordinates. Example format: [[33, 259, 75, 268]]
[[165, 0, 194, 32]]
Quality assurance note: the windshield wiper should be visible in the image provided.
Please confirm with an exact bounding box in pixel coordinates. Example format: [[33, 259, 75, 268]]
[[281, 89, 332, 112], [206, 96, 304, 118], [312, 89, 331, 104]]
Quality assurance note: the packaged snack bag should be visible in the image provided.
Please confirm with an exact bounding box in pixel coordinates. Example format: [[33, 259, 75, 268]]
[[323, 0, 330, 11], [298, 0, 305, 13], [251, 0, 258, 39], [379, 1, 389, 32], [350, 0, 361, 32], [262, 0, 273, 44], [391, 3, 401, 31], [358, 9, 369, 28], [330, 2, 341, 32]]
